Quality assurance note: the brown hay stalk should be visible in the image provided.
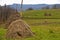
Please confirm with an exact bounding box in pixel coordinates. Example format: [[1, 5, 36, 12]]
[[6, 19, 33, 39]]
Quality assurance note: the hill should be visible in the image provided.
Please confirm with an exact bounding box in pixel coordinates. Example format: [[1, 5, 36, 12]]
[[6, 4, 60, 11], [7, 4, 48, 11]]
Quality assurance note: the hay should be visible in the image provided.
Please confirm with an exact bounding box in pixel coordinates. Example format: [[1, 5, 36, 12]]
[[5, 12, 20, 28], [6, 19, 33, 39]]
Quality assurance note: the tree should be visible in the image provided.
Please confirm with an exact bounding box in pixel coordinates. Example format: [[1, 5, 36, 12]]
[[42, 6, 49, 9], [27, 7, 33, 10], [52, 5, 57, 9], [0, 4, 21, 25]]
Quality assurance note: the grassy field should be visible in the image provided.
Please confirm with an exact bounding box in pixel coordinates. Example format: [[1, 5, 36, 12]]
[[0, 19, 60, 40], [23, 19, 60, 40], [23, 9, 60, 19], [0, 9, 60, 40]]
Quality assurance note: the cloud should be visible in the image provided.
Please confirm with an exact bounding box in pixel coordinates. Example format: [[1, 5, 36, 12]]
[[0, 0, 60, 6], [57, 0, 60, 3], [0, 0, 21, 6]]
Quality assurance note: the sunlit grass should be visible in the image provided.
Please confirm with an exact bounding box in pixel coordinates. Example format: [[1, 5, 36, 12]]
[[0, 9, 60, 40], [23, 9, 60, 18], [0, 19, 60, 40]]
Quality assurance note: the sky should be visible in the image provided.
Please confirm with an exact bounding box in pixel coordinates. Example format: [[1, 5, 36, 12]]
[[0, 0, 60, 6]]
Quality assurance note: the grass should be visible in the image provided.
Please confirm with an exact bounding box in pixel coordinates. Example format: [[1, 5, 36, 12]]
[[0, 19, 60, 40], [23, 9, 60, 19], [0, 9, 60, 40], [23, 19, 60, 40], [24, 26, 60, 40], [0, 28, 6, 40]]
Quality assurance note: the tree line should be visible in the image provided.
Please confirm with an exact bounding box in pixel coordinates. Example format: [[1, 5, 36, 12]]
[[0, 5, 20, 25]]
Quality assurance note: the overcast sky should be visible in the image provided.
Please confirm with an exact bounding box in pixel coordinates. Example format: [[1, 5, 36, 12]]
[[0, 0, 60, 6]]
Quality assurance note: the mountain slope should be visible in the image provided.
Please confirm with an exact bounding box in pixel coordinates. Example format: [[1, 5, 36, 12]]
[[7, 4, 60, 11], [7, 4, 48, 11]]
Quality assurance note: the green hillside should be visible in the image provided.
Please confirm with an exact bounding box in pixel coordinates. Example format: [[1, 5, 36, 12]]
[[23, 9, 60, 19]]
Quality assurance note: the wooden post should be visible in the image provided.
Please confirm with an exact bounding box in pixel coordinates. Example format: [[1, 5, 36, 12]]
[[20, 0, 23, 18]]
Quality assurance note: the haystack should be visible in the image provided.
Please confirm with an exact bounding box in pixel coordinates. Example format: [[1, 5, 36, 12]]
[[6, 19, 33, 39]]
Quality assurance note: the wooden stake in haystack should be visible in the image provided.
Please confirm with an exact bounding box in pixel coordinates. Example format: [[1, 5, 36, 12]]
[[6, 0, 33, 39]]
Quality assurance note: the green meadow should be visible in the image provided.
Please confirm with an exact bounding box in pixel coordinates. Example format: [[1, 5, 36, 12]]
[[0, 9, 60, 40], [23, 9, 60, 19], [23, 19, 60, 40]]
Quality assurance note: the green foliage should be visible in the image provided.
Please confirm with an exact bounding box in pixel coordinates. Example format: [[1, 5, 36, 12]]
[[26, 7, 33, 10]]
